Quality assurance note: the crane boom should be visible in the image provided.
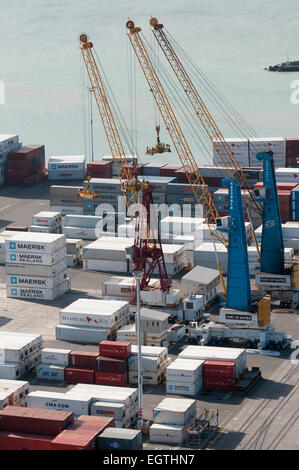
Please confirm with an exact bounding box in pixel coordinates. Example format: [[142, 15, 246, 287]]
[[126, 21, 227, 247], [149, 18, 262, 219]]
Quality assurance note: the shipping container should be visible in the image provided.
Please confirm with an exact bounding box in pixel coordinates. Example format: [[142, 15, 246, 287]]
[[149, 423, 185, 445], [69, 351, 99, 370], [97, 356, 127, 374], [0, 430, 53, 450], [97, 427, 142, 450], [65, 368, 95, 384], [41, 348, 71, 366], [27, 391, 91, 416], [99, 341, 131, 359], [36, 364, 66, 381], [95, 371, 127, 387]]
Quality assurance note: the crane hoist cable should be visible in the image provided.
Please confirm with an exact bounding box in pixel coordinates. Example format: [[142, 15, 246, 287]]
[[126, 19, 228, 295], [149, 18, 263, 259]]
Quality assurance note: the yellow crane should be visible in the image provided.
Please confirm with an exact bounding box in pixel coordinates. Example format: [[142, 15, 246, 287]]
[[146, 125, 171, 155], [126, 20, 227, 294], [148, 17, 262, 257]]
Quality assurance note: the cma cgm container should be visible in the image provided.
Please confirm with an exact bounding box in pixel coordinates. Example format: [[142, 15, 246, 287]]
[[0, 406, 74, 436], [50, 415, 114, 450], [99, 341, 131, 359]]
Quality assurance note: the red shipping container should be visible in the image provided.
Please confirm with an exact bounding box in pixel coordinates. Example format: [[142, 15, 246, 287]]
[[5, 226, 28, 232], [65, 368, 95, 384], [0, 406, 74, 436], [160, 164, 182, 177], [50, 415, 114, 450], [97, 356, 128, 374], [99, 341, 131, 359], [203, 361, 236, 379], [95, 371, 127, 387], [203, 376, 234, 391], [69, 351, 99, 370], [254, 182, 298, 191], [0, 431, 53, 450], [174, 168, 189, 184]]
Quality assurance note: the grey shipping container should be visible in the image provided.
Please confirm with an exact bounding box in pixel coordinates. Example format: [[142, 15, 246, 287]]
[[97, 428, 143, 450]]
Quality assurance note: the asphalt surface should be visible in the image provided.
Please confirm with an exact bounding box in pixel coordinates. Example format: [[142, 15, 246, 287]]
[[0, 180, 298, 450]]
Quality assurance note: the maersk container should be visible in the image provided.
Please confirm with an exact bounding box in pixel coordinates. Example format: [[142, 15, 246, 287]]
[[97, 428, 142, 451], [6, 272, 66, 289], [166, 381, 201, 396], [149, 423, 185, 445], [178, 346, 246, 377], [6, 285, 63, 300], [90, 401, 127, 421], [153, 397, 196, 426], [27, 391, 91, 416], [6, 248, 66, 266], [41, 348, 71, 367], [5, 259, 67, 277], [0, 363, 21, 380], [36, 364, 66, 381], [4, 232, 65, 254]]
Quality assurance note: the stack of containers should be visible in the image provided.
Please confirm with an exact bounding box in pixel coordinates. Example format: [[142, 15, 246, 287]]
[[0, 134, 21, 186], [0, 331, 42, 379], [128, 345, 168, 385], [249, 138, 286, 167], [275, 167, 299, 183], [36, 348, 71, 382], [63, 214, 103, 240], [30, 211, 62, 234], [86, 160, 113, 178], [50, 415, 114, 450], [285, 137, 299, 167], [0, 407, 75, 451], [5, 233, 69, 300], [291, 187, 299, 220], [102, 154, 137, 177], [65, 351, 99, 385], [66, 238, 83, 267], [166, 358, 204, 396], [143, 162, 168, 177], [6, 145, 46, 186], [96, 341, 130, 388], [49, 185, 84, 215], [0, 380, 29, 409], [97, 428, 142, 450], [277, 190, 291, 222], [198, 165, 232, 188], [241, 167, 262, 187], [56, 299, 130, 344], [203, 361, 235, 390], [83, 237, 133, 273], [47, 155, 86, 181], [82, 178, 124, 214], [166, 183, 199, 215], [150, 397, 196, 445], [160, 164, 182, 177], [178, 346, 246, 380], [213, 138, 249, 167], [66, 383, 139, 427], [0, 230, 27, 265]]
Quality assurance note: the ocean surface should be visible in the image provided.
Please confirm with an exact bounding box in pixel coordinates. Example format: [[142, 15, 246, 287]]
[[1, 0, 299, 165]]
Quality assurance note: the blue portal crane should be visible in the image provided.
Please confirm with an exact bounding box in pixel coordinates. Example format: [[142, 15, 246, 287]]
[[216, 178, 252, 311], [254, 151, 284, 274]]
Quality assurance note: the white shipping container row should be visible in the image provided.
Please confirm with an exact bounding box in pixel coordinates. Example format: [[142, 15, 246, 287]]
[[153, 397, 196, 426], [60, 298, 130, 329], [32, 212, 62, 227], [48, 155, 86, 170], [63, 226, 99, 240], [90, 401, 128, 424], [56, 324, 114, 344], [0, 379, 29, 408], [6, 271, 67, 289], [50, 206, 84, 215], [178, 345, 246, 377], [64, 215, 103, 229], [67, 383, 138, 408], [149, 423, 185, 445], [160, 216, 205, 235], [275, 168, 299, 182], [27, 390, 91, 416], [30, 225, 61, 234], [6, 247, 67, 266], [83, 259, 128, 273], [128, 355, 163, 372], [166, 358, 204, 384], [6, 279, 70, 300], [6, 259, 67, 277], [5, 233, 66, 254], [0, 363, 21, 380], [36, 364, 66, 381], [48, 171, 86, 181], [0, 331, 42, 349], [41, 348, 71, 366]]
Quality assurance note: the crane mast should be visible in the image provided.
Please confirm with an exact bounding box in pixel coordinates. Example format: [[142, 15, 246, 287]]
[[79, 34, 172, 301], [149, 18, 262, 217], [126, 21, 227, 247]]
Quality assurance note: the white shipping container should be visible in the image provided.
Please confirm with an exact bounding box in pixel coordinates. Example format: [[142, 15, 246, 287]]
[[6, 248, 66, 266], [128, 371, 164, 385], [83, 258, 128, 273], [36, 364, 66, 381], [66, 238, 83, 254], [6, 285, 65, 300], [90, 401, 127, 421], [67, 383, 137, 408], [130, 345, 168, 361], [128, 355, 160, 372], [0, 393, 9, 410], [6, 271, 67, 289], [178, 345, 246, 377], [67, 254, 77, 267], [30, 225, 57, 234], [153, 397, 196, 426], [166, 359, 204, 383], [63, 227, 99, 240], [5, 260, 67, 277], [27, 391, 91, 416], [0, 380, 29, 405], [5, 233, 65, 254], [0, 363, 21, 380], [50, 206, 84, 215], [56, 324, 112, 344], [41, 348, 71, 366], [149, 423, 185, 445], [64, 215, 103, 229], [166, 381, 201, 396], [32, 212, 61, 227]]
